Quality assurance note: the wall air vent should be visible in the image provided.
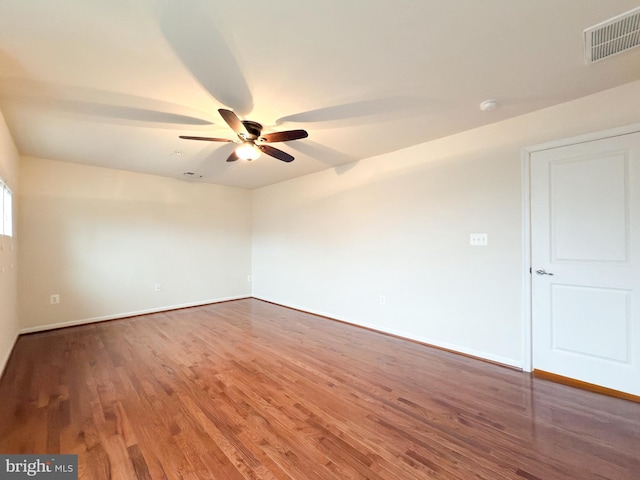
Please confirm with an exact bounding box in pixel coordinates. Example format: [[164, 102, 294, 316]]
[[584, 7, 640, 63]]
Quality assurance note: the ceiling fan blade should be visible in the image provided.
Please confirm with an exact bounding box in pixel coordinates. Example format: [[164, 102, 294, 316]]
[[260, 129, 308, 143], [226, 150, 239, 162], [218, 109, 249, 136], [259, 145, 294, 163], [179, 135, 233, 142]]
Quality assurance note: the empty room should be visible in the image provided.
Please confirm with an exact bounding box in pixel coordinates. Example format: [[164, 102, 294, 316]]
[[1, 1, 640, 479]]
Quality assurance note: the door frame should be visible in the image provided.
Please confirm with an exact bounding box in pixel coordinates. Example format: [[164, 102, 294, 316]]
[[520, 122, 640, 373]]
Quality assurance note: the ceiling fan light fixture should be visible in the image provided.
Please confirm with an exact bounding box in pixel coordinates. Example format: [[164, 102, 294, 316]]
[[235, 142, 261, 161]]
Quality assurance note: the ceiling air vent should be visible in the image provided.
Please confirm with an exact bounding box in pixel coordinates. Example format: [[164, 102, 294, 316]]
[[584, 7, 640, 63]]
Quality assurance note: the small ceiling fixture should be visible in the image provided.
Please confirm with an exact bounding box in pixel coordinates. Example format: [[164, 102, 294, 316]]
[[479, 99, 499, 112]]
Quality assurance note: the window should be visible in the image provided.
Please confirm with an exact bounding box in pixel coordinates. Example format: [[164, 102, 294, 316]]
[[0, 179, 12, 237]]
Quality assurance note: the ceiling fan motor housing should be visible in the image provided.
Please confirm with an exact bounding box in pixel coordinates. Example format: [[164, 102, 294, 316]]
[[241, 120, 262, 140]]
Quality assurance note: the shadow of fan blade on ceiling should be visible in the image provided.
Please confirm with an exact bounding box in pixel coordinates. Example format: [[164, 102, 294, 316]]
[[0, 78, 215, 128], [160, 0, 253, 115], [189, 143, 238, 174], [276, 96, 443, 126], [59, 101, 214, 126], [286, 140, 358, 167]]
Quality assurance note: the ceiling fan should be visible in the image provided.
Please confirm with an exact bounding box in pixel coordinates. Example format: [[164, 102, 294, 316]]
[[179, 109, 308, 163]]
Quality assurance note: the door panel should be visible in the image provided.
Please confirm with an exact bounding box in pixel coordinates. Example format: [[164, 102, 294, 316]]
[[551, 285, 630, 363], [531, 132, 640, 396], [550, 152, 628, 262]]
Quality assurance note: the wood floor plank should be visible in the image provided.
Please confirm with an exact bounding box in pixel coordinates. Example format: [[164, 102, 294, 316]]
[[1, 298, 639, 479]]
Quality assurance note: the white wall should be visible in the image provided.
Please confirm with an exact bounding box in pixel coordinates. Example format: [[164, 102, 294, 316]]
[[19, 157, 252, 331], [0, 109, 19, 376], [11, 80, 640, 368], [252, 80, 640, 368]]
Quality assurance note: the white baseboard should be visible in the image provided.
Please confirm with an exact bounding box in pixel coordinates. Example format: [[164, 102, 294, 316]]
[[16, 295, 522, 370], [0, 330, 19, 380], [19, 295, 251, 334], [254, 297, 523, 370]]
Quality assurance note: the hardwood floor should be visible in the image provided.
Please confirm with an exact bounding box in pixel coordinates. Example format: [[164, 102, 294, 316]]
[[1, 299, 639, 479]]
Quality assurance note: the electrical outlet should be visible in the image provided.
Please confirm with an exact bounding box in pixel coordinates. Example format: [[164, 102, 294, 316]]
[[50, 294, 60, 304], [379, 295, 386, 305], [470, 233, 488, 246]]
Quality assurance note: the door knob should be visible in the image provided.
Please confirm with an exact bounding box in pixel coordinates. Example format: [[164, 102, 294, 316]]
[[535, 268, 554, 276]]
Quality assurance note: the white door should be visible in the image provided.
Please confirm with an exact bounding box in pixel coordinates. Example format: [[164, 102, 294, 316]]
[[531, 132, 640, 396]]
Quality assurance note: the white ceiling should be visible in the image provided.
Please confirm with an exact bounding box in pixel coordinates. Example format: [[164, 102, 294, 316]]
[[1, 0, 639, 189]]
